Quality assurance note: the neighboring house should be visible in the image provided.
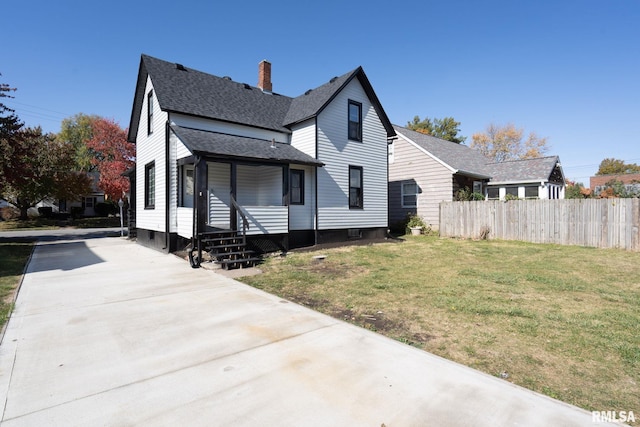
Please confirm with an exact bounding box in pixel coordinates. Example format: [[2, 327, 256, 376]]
[[127, 54, 395, 259], [57, 172, 106, 217], [590, 173, 640, 194], [389, 126, 565, 229], [485, 156, 565, 201]]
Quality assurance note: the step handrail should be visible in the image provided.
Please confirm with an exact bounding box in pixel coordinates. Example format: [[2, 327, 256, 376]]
[[230, 195, 250, 242]]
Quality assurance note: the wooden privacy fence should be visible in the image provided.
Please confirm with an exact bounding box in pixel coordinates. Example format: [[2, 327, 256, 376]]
[[439, 198, 640, 251]]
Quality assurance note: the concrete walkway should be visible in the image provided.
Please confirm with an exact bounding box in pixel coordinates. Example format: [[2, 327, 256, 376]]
[[0, 237, 617, 426]]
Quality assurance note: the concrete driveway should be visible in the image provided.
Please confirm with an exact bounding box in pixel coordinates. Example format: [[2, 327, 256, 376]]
[[0, 237, 615, 426]]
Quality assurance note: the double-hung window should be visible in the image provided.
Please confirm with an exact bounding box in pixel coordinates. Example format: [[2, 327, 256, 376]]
[[401, 181, 417, 208], [348, 100, 362, 141], [290, 169, 304, 205], [145, 161, 155, 209], [349, 166, 363, 209]]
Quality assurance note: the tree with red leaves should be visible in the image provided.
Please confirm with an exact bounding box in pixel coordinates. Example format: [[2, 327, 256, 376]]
[[85, 118, 135, 201]]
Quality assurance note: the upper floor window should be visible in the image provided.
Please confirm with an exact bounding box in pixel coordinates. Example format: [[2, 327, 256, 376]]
[[348, 100, 362, 141], [145, 161, 155, 209], [290, 169, 305, 205], [147, 90, 154, 135], [349, 165, 363, 209]]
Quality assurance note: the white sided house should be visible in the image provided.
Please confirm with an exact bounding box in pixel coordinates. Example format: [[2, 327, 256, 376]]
[[127, 55, 395, 267], [389, 126, 566, 230]]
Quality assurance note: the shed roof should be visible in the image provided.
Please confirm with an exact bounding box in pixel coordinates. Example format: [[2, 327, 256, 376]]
[[171, 126, 324, 166]]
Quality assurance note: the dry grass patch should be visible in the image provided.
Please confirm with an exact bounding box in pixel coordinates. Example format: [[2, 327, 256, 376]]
[[242, 236, 640, 419], [0, 242, 34, 328]]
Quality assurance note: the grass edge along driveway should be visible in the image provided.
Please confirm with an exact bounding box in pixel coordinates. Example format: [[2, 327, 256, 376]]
[[0, 242, 34, 329], [241, 236, 640, 421]]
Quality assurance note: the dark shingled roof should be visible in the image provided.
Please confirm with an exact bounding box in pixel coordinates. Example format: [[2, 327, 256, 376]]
[[171, 126, 324, 166], [129, 55, 395, 143], [393, 126, 564, 184], [486, 156, 561, 184], [284, 69, 358, 126], [393, 125, 492, 178]]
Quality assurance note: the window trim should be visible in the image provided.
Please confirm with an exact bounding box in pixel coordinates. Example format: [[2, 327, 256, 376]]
[[179, 165, 194, 207], [348, 165, 363, 209], [147, 90, 154, 135], [487, 187, 499, 200], [347, 100, 362, 142], [401, 181, 417, 208], [145, 161, 156, 209], [290, 169, 305, 205], [524, 185, 538, 199], [505, 186, 519, 198]]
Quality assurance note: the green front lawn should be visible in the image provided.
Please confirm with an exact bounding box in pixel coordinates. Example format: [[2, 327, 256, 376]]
[[241, 236, 640, 419]]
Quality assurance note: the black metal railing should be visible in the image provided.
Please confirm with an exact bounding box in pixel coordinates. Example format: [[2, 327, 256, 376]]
[[230, 195, 250, 243]]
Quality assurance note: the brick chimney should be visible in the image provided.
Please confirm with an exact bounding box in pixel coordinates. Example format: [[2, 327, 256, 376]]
[[258, 60, 272, 92]]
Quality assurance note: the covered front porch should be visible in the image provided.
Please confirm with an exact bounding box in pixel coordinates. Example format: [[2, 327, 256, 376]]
[[169, 126, 323, 267]]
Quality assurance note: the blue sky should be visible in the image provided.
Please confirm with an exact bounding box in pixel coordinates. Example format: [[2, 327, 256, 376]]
[[4, 0, 639, 183]]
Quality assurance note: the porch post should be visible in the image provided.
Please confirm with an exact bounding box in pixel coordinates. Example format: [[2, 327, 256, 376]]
[[195, 157, 208, 234], [230, 162, 237, 231]]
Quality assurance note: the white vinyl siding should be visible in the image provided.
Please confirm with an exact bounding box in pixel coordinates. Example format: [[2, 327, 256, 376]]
[[388, 134, 453, 229], [237, 165, 282, 206], [316, 79, 388, 230], [177, 207, 193, 238], [136, 77, 168, 232], [208, 162, 231, 229], [242, 206, 288, 235], [289, 165, 315, 230], [171, 113, 288, 144], [290, 119, 316, 158]]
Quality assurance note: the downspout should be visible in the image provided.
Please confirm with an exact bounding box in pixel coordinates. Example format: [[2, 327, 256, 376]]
[[164, 120, 170, 251], [314, 117, 319, 245], [190, 155, 201, 267], [282, 163, 290, 251]]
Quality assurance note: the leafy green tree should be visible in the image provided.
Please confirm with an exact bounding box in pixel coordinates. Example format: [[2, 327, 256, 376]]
[[0, 127, 92, 219], [565, 181, 591, 199], [470, 123, 549, 162], [407, 115, 466, 144], [596, 179, 640, 198], [57, 113, 101, 172], [595, 158, 640, 176]]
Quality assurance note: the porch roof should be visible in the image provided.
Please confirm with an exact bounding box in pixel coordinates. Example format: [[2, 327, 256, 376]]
[[171, 126, 324, 166]]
